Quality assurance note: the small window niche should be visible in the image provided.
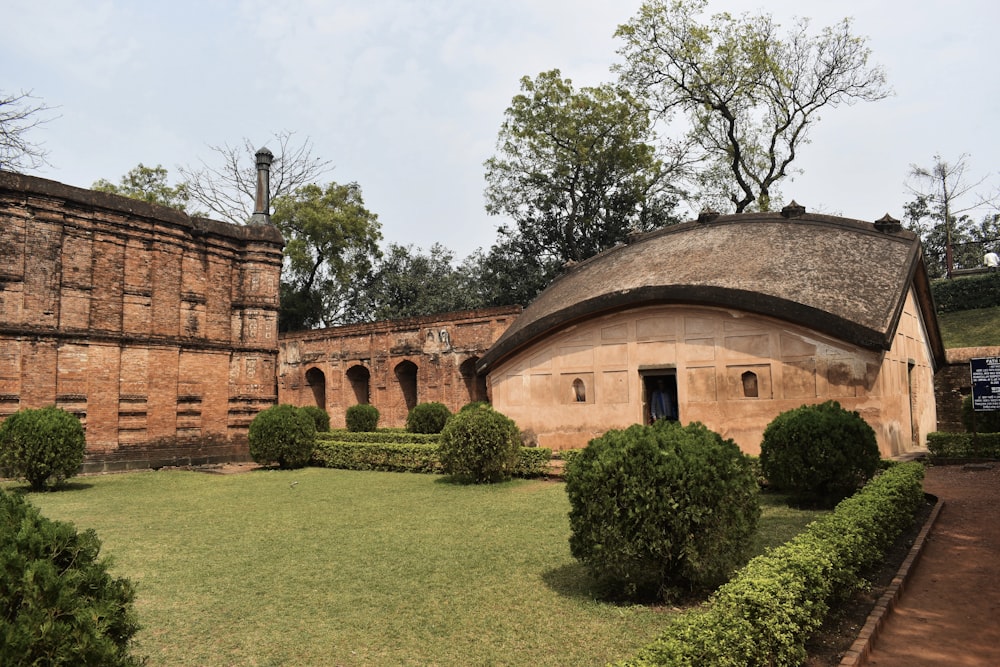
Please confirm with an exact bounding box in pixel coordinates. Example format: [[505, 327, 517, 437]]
[[572, 378, 587, 402], [741, 370, 759, 398]]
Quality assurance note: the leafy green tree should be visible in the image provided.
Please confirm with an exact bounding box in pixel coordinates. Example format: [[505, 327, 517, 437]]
[[272, 182, 382, 331], [92, 163, 191, 212], [459, 239, 553, 307], [0, 89, 55, 172], [484, 69, 681, 273], [348, 243, 478, 322], [616, 0, 891, 213]]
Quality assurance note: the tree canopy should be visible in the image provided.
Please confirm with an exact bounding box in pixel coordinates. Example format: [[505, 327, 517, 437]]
[[484, 69, 681, 269], [272, 182, 382, 331], [92, 163, 191, 212], [615, 0, 890, 213]]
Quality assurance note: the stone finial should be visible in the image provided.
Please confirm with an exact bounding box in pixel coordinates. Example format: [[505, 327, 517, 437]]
[[781, 201, 806, 218], [697, 209, 720, 223], [874, 213, 902, 233], [248, 147, 274, 226]]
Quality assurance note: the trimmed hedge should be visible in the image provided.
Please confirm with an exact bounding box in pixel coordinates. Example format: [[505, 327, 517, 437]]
[[318, 430, 442, 445], [0, 490, 142, 666], [927, 431, 1000, 459], [439, 405, 521, 483], [406, 402, 451, 434], [345, 404, 380, 432], [300, 405, 331, 433], [248, 404, 316, 469], [931, 272, 1000, 312], [960, 395, 1000, 433], [0, 406, 86, 491], [617, 462, 926, 667], [311, 439, 553, 478]]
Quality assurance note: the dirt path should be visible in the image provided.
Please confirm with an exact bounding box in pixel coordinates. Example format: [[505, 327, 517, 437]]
[[864, 464, 1000, 666]]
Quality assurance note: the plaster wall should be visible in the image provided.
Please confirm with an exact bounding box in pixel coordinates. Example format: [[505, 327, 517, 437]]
[[488, 292, 937, 456]]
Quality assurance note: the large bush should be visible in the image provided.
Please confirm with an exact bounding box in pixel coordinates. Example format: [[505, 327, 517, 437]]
[[961, 395, 1000, 433], [248, 404, 316, 469], [300, 405, 331, 433], [565, 420, 761, 601], [0, 490, 142, 666], [439, 404, 520, 483], [345, 404, 380, 432], [405, 401, 452, 434], [760, 400, 880, 508], [0, 406, 86, 491]]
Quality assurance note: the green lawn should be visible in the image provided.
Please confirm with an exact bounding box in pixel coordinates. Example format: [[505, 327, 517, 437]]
[[11, 469, 823, 667], [938, 305, 1000, 347]]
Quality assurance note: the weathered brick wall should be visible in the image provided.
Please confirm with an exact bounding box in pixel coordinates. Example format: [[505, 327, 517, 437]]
[[935, 347, 1000, 433], [0, 172, 284, 471], [278, 307, 521, 428]]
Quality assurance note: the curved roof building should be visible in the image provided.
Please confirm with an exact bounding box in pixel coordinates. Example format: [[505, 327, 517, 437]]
[[479, 205, 943, 456]]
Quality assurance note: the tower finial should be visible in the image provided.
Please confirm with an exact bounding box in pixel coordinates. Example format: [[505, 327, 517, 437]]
[[248, 147, 274, 225]]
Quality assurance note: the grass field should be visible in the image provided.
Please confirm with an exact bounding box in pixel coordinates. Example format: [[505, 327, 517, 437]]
[[12, 468, 824, 667], [938, 305, 1000, 348]]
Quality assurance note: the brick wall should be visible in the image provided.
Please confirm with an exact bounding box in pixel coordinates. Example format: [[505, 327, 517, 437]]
[[277, 307, 521, 428], [0, 172, 284, 470], [935, 347, 1000, 433]]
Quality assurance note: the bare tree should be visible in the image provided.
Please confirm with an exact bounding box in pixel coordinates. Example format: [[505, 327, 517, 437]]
[[178, 130, 333, 224], [906, 154, 988, 277], [0, 90, 57, 172]]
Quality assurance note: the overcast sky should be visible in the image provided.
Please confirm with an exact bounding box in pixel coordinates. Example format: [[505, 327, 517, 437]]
[[5, 0, 999, 259]]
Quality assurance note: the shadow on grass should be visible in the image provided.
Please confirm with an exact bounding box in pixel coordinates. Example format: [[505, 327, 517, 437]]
[[4, 480, 95, 494], [541, 561, 602, 600]]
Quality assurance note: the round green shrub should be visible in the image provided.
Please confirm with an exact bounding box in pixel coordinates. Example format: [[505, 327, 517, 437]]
[[565, 420, 761, 601], [0, 490, 142, 666], [759, 400, 880, 508], [961, 394, 1000, 433], [0, 406, 86, 491], [405, 401, 452, 434], [439, 404, 520, 483], [345, 404, 380, 432], [248, 404, 316, 469], [458, 401, 491, 413], [300, 405, 331, 433]]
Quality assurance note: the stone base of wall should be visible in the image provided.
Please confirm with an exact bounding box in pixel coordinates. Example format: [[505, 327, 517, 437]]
[[81, 434, 250, 474]]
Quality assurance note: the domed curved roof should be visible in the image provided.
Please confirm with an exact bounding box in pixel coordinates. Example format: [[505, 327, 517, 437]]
[[477, 207, 944, 373]]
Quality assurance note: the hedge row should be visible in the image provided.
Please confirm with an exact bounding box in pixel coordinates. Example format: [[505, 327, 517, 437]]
[[931, 272, 1000, 312], [927, 431, 1000, 459], [310, 439, 553, 478], [617, 462, 926, 667], [318, 430, 442, 445]]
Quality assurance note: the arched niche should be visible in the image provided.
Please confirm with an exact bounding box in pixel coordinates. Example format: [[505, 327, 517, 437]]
[[394, 360, 418, 412], [345, 365, 371, 405], [305, 367, 326, 410]]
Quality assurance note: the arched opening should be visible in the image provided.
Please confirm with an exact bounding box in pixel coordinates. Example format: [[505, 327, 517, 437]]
[[459, 357, 488, 404], [572, 378, 586, 402], [395, 360, 418, 412], [741, 371, 759, 398], [305, 367, 326, 410], [346, 365, 371, 405]]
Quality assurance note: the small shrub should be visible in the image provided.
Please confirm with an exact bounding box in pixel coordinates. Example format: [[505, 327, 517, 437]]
[[0, 490, 142, 666], [760, 400, 880, 508], [439, 403, 520, 483], [960, 395, 1000, 433], [299, 405, 331, 433], [248, 404, 316, 469], [345, 404, 380, 432], [405, 402, 451, 434], [0, 406, 86, 491], [458, 401, 491, 413], [565, 420, 761, 601]]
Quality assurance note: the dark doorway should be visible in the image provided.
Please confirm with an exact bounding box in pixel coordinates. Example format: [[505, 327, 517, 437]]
[[346, 365, 371, 405], [459, 357, 488, 403], [395, 360, 418, 412], [642, 372, 678, 424], [305, 367, 326, 410]]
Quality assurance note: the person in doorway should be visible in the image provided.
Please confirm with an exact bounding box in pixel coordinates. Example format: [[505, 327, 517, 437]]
[[649, 379, 676, 422]]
